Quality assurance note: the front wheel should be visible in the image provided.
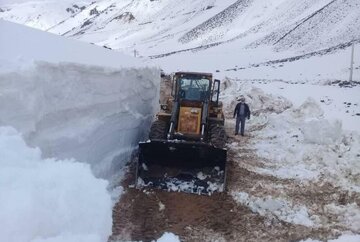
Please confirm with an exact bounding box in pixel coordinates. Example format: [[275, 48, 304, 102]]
[[209, 124, 227, 148], [149, 120, 168, 140]]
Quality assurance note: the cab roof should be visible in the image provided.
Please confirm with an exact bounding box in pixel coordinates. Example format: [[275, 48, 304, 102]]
[[175, 71, 212, 78]]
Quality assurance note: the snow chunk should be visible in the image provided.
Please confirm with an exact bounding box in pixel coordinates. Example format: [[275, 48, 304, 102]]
[[292, 98, 324, 119], [301, 234, 360, 242], [329, 234, 360, 242], [156, 232, 181, 242], [158, 201, 165, 211], [197, 171, 208, 180], [257, 164, 319, 181], [325, 203, 360, 232], [0, 127, 112, 242], [232, 192, 314, 227], [302, 119, 342, 145]]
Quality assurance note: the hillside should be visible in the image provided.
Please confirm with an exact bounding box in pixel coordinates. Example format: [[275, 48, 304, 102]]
[[0, 1, 360, 242], [1, 0, 359, 79]]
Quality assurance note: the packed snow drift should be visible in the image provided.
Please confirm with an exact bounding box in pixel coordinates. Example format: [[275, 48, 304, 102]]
[[0, 20, 160, 178]]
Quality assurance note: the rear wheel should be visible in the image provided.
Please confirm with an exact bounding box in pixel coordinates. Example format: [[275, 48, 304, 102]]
[[209, 124, 227, 148], [149, 120, 168, 140]]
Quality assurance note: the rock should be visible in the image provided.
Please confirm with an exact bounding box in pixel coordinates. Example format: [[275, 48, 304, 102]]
[[90, 8, 99, 16]]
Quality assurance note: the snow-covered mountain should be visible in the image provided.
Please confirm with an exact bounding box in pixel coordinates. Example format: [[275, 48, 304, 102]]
[[1, 0, 359, 79], [0, 0, 92, 30], [1, 2, 360, 241]]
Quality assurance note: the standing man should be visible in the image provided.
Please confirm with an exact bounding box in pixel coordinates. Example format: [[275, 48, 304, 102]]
[[233, 96, 251, 136]]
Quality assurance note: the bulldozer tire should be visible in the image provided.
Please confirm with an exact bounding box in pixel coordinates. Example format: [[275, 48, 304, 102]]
[[149, 120, 168, 140], [209, 124, 227, 148]]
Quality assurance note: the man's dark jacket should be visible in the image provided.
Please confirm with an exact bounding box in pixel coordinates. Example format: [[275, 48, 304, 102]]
[[233, 102, 250, 119]]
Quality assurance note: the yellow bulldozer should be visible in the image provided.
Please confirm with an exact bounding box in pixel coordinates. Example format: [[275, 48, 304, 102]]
[[137, 72, 227, 195]]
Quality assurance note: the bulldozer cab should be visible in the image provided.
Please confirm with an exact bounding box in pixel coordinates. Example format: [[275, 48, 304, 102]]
[[172, 72, 220, 103], [175, 74, 210, 101], [170, 72, 221, 138], [137, 71, 227, 195]]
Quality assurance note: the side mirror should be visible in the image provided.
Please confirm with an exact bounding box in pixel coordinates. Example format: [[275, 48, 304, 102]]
[[171, 75, 176, 97], [212, 79, 221, 105]]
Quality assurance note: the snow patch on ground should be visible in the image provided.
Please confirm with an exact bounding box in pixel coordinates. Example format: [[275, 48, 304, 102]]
[[156, 232, 180, 242], [324, 203, 360, 232], [0, 127, 112, 242], [231, 191, 314, 227], [328, 234, 360, 242], [302, 234, 360, 242]]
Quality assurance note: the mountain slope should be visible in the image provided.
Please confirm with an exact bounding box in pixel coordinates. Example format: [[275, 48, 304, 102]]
[[1, 0, 359, 80]]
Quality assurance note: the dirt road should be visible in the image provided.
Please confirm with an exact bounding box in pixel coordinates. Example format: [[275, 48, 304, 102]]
[[109, 132, 334, 242]]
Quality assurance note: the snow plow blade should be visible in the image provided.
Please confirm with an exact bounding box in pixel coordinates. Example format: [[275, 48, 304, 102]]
[[136, 140, 227, 195]]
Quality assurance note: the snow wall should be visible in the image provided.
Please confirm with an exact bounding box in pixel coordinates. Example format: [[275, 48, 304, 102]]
[[0, 62, 160, 178], [0, 62, 159, 242], [0, 20, 160, 242], [0, 127, 112, 242]]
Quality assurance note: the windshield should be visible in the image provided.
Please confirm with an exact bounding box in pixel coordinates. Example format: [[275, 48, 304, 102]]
[[178, 77, 210, 101]]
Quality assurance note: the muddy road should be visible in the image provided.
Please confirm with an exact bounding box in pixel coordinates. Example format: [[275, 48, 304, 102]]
[[110, 133, 331, 242]]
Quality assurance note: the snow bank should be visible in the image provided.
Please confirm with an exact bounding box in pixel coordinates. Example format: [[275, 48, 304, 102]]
[[0, 20, 160, 178], [224, 79, 360, 232], [220, 79, 293, 118], [249, 80, 360, 133], [221, 80, 360, 192], [0, 62, 160, 178], [0, 20, 144, 70], [0, 127, 112, 242], [0, 19, 160, 240], [253, 97, 360, 191]]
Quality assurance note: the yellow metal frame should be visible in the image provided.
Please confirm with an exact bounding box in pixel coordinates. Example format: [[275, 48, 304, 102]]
[[177, 107, 202, 135]]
